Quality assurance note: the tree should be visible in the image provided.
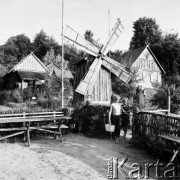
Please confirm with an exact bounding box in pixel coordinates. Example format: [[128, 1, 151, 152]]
[[130, 17, 162, 49], [33, 30, 49, 60], [2, 34, 32, 60], [0, 51, 18, 69], [151, 32, 180, 77], [84, 30, 94, 43], [43, 48, 56, 66], [108, 49, 123, 61]]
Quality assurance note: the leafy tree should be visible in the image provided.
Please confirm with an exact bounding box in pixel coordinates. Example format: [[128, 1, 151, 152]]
[[108, 49, 123, 61], [2, 34, 32, 61], [46, 36, 61, 55], [0, 64, 8, 78], [33, 30, 49, 60], [130, 17, 162, 49], [151, 32, 180, 77], [84, 30, 94, 43], [0, 51, 18, 69], [64, 44, 86, 72], [43, 48, 56, 66]]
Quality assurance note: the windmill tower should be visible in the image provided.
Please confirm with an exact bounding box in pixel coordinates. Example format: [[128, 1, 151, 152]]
[[64, 19, 131, 104]]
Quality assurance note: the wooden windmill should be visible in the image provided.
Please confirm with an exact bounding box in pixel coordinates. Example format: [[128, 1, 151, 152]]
[[64, 19, 131, 104]]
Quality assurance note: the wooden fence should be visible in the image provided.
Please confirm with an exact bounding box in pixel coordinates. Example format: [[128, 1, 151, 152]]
[[133, 111, 180, 138]]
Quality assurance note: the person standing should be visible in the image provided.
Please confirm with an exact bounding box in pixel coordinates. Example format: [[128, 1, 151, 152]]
[[121, 97, 131, 139], [109, 95, 122, 144]]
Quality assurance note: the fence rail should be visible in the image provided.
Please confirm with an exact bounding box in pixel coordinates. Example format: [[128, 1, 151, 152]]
[[0, 111, 65, 120], [133, 111, 180, 138]]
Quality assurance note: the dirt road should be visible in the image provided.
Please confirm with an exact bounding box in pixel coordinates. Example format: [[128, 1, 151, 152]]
[[0, 132, 157, 180]]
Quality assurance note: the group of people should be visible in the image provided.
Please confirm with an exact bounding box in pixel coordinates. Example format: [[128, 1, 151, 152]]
[[108, 95, 131, 144]]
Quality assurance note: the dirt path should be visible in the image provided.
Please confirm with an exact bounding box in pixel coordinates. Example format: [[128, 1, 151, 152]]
[[0, 131, 158, 180]]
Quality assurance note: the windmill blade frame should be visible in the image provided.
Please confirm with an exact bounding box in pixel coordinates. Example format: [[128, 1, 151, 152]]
[[64, 25, 99, 56], [75, 57, 102, 95], [102, 56, 131, 84], [101, 18, 124, 55]]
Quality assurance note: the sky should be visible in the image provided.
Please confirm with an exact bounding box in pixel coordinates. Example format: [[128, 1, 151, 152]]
[[0, 0, 180, 51]]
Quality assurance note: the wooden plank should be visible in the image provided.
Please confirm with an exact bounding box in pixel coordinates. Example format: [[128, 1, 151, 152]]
[[0, 127, 26, 131], [0, 116, 71, 124], [0, 111, 64, 119], [27, 122, 30, 147], [158, 135, 180, 144], [31, 127, 62, 135], [0, 131, 25, 141]]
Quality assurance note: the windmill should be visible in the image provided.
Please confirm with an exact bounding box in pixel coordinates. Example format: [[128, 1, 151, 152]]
[[64, 18, 131, 102]]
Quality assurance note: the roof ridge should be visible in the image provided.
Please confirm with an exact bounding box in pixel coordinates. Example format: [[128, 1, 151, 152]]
[[10, 52, 49, 73]]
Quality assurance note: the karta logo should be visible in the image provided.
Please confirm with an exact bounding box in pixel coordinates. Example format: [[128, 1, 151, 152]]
[[107, 156, 179, 179]]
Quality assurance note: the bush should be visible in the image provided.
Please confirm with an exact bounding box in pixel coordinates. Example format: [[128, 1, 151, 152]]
[[0, 89, 23, 105], [37, 97, 48, 108], [10, 89, 23, 103], [22, 88, 33, 101], [0, 91, 11, 105], [72, 103, 110, 137]]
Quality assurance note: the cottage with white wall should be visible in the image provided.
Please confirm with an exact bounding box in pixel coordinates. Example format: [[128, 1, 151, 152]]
[[121, 45, 165, 89]]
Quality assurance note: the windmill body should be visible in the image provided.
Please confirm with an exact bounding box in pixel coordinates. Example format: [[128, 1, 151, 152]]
[[64, 19, 131, 104]]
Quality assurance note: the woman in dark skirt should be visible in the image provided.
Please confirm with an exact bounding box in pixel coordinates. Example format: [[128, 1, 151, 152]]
[[121, 97, 131, 138]]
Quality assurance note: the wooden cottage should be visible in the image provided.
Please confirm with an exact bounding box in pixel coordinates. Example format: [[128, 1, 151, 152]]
[[73, 56, 129, 104], [121, 45, 165, 89], [3, 52, 49, 90]]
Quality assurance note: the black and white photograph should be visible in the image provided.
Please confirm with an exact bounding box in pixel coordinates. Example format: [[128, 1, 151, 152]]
[[0, 0, 180, 179]]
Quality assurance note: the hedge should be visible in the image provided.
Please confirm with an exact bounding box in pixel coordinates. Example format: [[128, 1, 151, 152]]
[[72, 103, 110, 137]]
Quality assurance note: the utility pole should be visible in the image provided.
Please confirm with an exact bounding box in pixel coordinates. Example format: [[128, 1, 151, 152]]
[[61, 0, 64, 108], [108, 6, 110, 58]]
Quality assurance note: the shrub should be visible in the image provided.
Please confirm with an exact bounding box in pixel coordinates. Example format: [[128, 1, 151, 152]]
[[37, 97, 48, 108], [22, 88, 33, 101], [10, 89, 23, 103], [0, 91, 11, 105], [0, 89, 23, 105], [72, 103, 110, 137]]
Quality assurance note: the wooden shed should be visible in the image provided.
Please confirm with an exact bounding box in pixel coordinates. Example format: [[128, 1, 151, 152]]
[[73, 56, 124, 104], [3, 52, 49, 90]]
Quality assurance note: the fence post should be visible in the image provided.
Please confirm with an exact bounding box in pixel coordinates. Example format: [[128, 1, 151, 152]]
[[23, 111, 26, 118]]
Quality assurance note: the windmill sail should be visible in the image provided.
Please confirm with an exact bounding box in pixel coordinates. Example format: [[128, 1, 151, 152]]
[[64, 25, 99, 56], [101, 18, 124, 55], [102, 56, 131, 84], [76, 58, 102, 95]]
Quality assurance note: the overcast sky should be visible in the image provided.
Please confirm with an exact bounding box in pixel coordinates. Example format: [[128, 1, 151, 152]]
[[0, 0, 179, 51]]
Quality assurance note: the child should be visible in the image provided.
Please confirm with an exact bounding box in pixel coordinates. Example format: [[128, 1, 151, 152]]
[[121, 97, 131, 139]]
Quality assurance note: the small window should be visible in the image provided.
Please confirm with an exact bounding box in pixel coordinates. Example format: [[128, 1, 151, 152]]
[[151, 63, 153, 70]]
